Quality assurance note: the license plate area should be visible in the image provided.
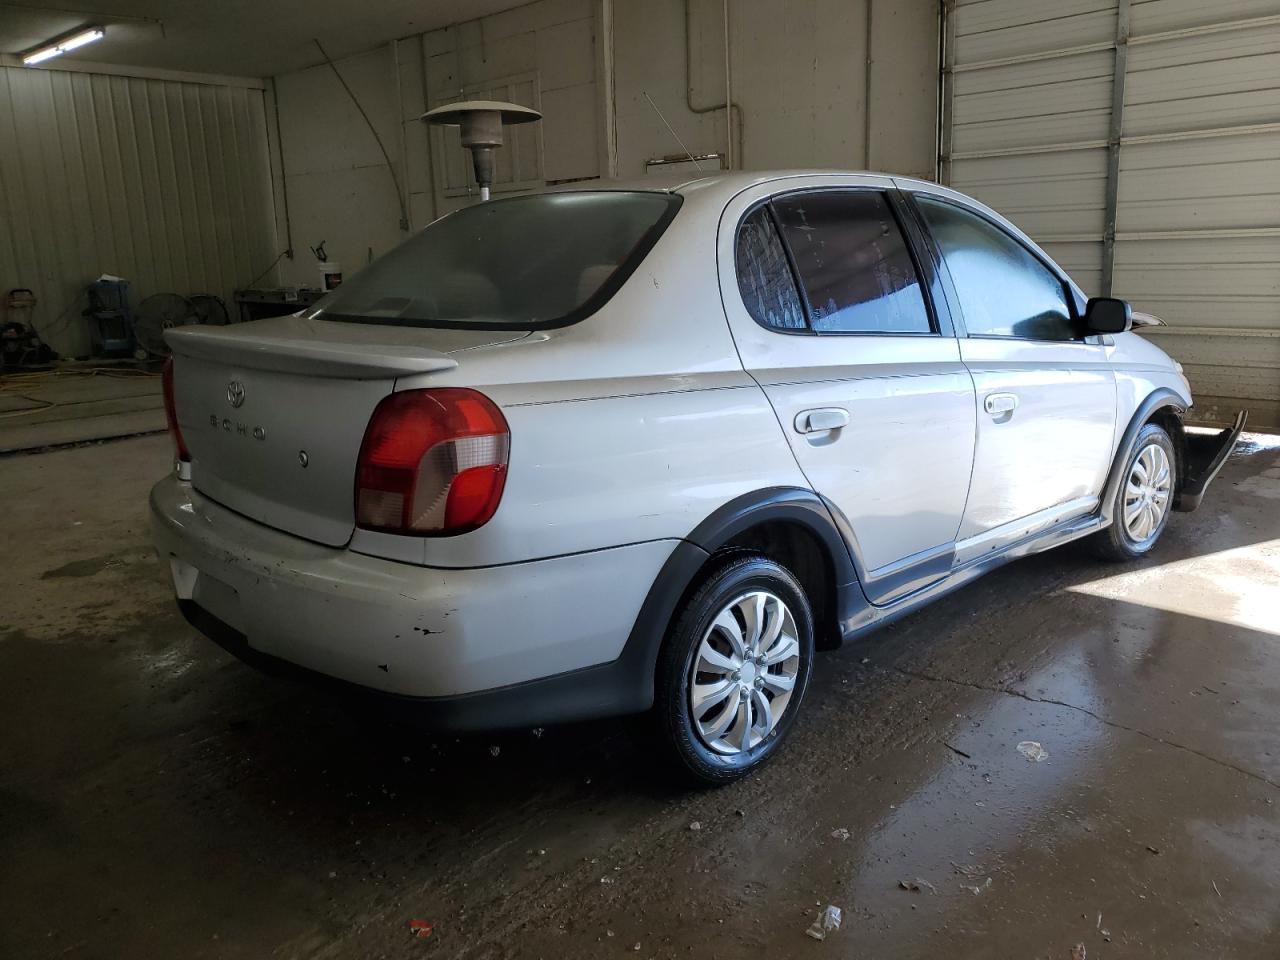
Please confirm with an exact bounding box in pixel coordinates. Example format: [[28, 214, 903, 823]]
[[170, 557, 244, 633]]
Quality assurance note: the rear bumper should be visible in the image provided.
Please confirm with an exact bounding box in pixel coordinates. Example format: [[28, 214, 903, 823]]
[[1175, 409, 1248, 512], [149, 475, 676, 726]]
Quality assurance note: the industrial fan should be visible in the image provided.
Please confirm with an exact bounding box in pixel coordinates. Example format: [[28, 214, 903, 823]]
[[190, 294, 230, 326], [133, 293, 199, 357]]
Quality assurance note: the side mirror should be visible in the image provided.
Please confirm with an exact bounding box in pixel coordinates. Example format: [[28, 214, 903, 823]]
[[1085, 296, 1132, 334]]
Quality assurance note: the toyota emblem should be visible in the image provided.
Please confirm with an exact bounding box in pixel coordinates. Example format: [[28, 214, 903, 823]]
[[227, 380, 246, 408]]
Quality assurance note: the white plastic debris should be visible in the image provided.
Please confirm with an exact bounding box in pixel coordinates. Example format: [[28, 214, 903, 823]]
[[830, 827, 851, 841], [689, 821, 702, 831], [960, 877, 993, 895], [1017, 740, 1049, 762], [804, 905, 842, 941], [898, 878, 937, 894]]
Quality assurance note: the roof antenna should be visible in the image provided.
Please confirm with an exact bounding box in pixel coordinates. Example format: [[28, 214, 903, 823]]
[[642, 91, 702, 172]]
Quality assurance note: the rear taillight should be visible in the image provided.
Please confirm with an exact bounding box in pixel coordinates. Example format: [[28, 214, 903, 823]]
[[355, 388, 510, 537], [161, 356, 190, 465]]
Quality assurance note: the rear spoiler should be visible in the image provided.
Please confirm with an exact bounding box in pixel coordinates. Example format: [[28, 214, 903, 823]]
[[166, 323, 458, 379], [1175, 410, 1248, 512]]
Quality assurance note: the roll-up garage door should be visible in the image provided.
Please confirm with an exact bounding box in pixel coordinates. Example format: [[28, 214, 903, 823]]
[[942, 0, 1280, 430]]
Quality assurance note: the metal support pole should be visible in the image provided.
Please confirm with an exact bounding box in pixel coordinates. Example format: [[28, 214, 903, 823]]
[[937, 0, 956, 185], [864, 0, 874, 169], [723, 0, 733, 170], [1101, 0, 1131, 297]]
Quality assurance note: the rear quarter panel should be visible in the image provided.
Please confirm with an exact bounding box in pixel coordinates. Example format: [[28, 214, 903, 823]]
[[351, 183, 812, 567]]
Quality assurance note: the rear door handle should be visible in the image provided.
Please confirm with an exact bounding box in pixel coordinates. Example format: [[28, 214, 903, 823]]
[[984, 393, 1019, 416], [795, 407, 850, 434]]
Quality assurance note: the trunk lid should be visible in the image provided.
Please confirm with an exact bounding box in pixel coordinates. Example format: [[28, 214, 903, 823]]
[[167, 315, 526, 546]]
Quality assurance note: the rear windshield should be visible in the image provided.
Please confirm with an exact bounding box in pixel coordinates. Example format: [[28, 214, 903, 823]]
[[312, 191, 681, 330]]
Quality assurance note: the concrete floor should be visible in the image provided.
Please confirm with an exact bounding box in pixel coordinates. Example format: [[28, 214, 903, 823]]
[[0, 365, 164, 454], [2, 432, 1278, 959]]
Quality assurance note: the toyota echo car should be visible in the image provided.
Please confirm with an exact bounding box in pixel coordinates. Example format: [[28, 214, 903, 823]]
[[152, 172, 1244, 783]]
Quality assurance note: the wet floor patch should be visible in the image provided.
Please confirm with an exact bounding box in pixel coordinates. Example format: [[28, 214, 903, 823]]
[[39, 547, 144, 579]]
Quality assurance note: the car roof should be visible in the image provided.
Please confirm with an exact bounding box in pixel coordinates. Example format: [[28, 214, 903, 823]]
[[542, 169, 922, 200]]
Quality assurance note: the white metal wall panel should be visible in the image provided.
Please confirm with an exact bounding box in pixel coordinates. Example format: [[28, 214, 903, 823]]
[[1131, 0, 1280, 33], [0, 66, 277, 357], [1116, 7, 1280, 427], [945, 0, 1116, 329], [949, 147, 1109, 236], [945, 0, 1280, 430], [1124, 22, 1280, 136], [1112, 237, 1280, 328], [1117, 131, 1280, 233], [950, 0, 1117, 61], [950, 50, 1115, 153]]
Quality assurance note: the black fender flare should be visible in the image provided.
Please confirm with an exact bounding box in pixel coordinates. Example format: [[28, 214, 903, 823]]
[[1099, 388, 1187, 526], [684, 487, 862, 583], [615, 487, 869, 710]]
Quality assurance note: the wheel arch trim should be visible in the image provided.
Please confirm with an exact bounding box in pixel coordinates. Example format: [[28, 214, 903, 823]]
[[684, 487, 861, 581], [618, 487, 872, 709], [1100, 388, 1186, 526]]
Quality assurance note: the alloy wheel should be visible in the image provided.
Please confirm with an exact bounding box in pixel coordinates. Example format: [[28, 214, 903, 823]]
[[688, 590, 801, 755], [1123, 441, 1172, 543]]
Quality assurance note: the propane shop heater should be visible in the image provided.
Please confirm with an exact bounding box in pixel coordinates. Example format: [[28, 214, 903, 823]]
[[421, 100, 541, 201]]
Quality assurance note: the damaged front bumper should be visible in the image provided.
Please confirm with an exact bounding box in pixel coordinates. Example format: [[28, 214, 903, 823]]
[[1175, 410, 1248, 512]]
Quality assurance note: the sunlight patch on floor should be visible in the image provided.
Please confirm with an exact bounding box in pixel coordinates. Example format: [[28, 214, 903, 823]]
[[1228, 431, 1280, 454], [1066, 540, 1280, 635]]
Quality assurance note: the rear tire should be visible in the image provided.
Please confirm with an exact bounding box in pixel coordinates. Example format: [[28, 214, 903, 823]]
[[1092, 422, 1176, 561], [654, 553, 814, 785]]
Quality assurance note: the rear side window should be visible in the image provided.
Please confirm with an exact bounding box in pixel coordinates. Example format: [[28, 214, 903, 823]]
[[735, 206, 806, 330], [772, 191, 932, 334], [915, 196, 1076, 341], [312, 191, 680, 330]]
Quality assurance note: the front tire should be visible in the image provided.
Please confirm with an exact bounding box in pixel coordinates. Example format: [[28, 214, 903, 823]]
[[1092, 422, 1176, 561], [654, 553, 814, 785]]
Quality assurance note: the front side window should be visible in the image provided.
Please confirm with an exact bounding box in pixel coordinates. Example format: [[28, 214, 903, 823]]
[[772, 191, 932, 334], [915, 196, 1076, 341], [312, 191, 680, 329], [735, 206, 806, 330]]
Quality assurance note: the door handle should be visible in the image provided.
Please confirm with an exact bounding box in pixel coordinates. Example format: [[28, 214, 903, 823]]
[[984, 393, 1019, 416], [795, 407, 850, 434]]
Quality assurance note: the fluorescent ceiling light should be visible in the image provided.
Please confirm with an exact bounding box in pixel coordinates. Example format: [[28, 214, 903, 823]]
[[22, 46, 64, 65], [58, 28, 105, 52], [22, 27, 105, 66]]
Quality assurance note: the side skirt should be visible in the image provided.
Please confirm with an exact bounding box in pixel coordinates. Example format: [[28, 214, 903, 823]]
[[838, 512, 1104, 642]]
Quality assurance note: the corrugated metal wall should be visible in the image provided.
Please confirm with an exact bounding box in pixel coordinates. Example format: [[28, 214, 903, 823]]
[[943, 0, 1280, 430], [0, 66, 278, 357]]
